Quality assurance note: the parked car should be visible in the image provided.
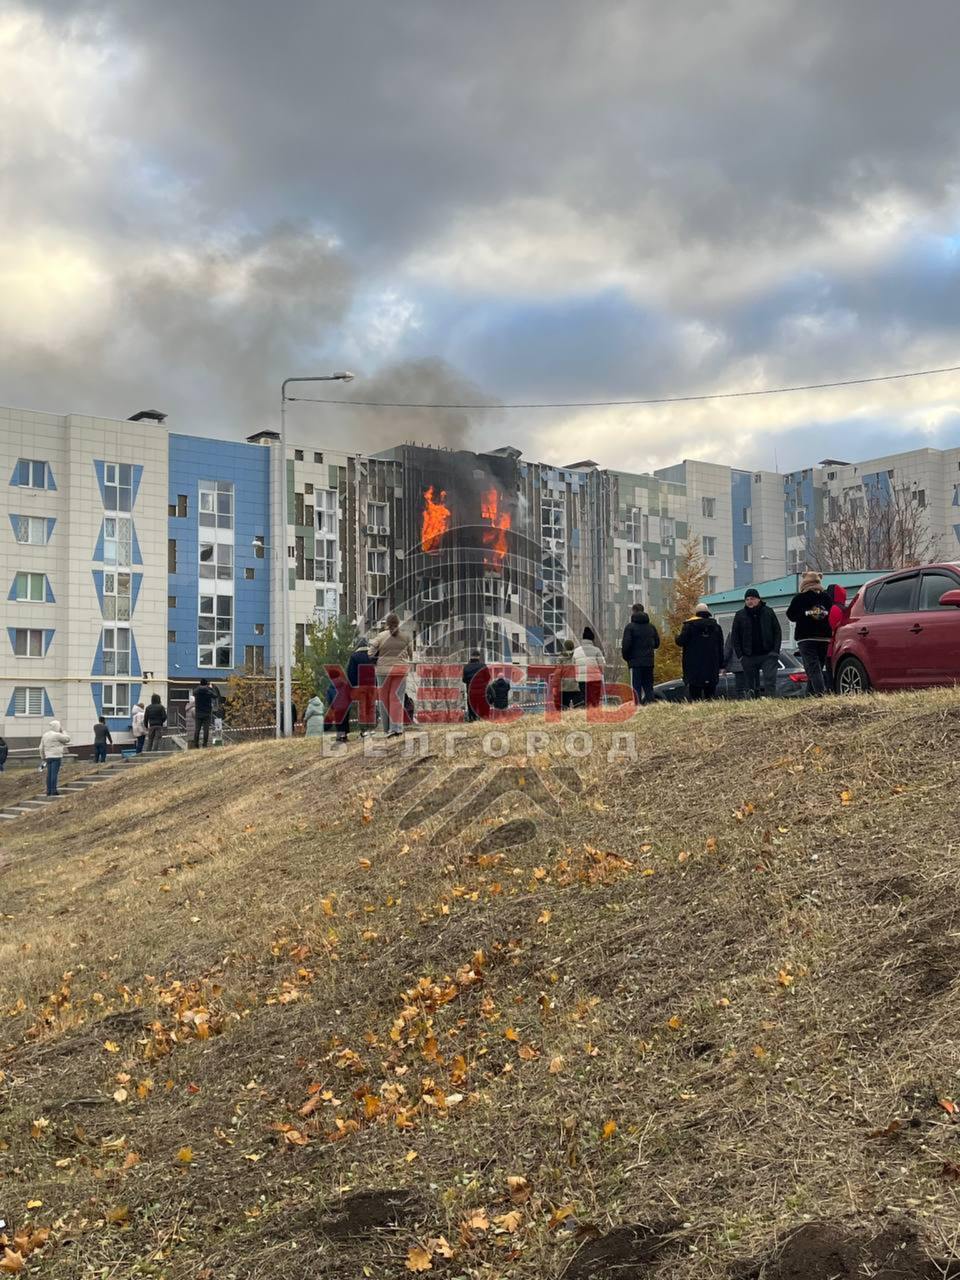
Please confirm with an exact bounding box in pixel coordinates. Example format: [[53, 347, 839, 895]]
[[832, 562, 960, 694], [653, 651, 808, 702]]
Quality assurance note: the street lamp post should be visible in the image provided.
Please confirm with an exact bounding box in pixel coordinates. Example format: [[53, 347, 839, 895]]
[[279, 372, 355, 738]]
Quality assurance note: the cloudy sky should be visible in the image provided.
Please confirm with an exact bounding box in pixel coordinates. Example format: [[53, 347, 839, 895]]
[[3, 0, 960, 472]]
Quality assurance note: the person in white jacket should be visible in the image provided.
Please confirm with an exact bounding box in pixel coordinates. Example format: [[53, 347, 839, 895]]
[[39, 720, 71, 796], [572, 627, 606, 710], [131, 701, 146, 755]]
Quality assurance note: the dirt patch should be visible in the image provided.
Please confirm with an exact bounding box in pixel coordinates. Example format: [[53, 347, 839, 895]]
[[313, 1189, 423, 1240], [564, 1221, 683, 1278], [473, 817, 538, 854], [735, 1216, 960, 1279]]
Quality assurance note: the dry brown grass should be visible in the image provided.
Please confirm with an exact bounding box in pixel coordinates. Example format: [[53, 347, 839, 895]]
[[1, 693, 960, 1278]]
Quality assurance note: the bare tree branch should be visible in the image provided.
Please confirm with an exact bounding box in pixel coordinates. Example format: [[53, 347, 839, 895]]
[[805, 483, 942, 572]]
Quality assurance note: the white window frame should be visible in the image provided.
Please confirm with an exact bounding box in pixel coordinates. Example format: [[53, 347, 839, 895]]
[[12, 686, 44, 715], [13, 628, 43, 658], [15, 459, 46, 488], [102, 682, 130, 717], [366, 501, 388, 529], [13, 515, 47, 545], [743, 545, 752, 564], [199, 540, 233, 580], [702, 497, 716, 519], [367, 548, 388, 575], [702, 536, 717, 557], [199, 480, 234, 530], [102, 570, 132, 622], [14, 571, 45, 602], [103, 516, 132, 566], [102, 626, 131, 677], [198, 591, 233, 669], [103, 462, 132, 513]]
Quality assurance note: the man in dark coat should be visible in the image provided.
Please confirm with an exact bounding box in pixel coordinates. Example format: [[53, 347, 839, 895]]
[[461, 651, 490, 722], [192, 677, 216, 748], [787, 571, 833, 696], [731, 588, 782, 698], [340, 637, 378, 741], [486, 674, 511, 711], [621, 603, 660, 705], [676, 603, 724, 701]]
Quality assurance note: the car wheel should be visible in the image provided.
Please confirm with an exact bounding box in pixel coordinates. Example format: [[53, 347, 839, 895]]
[[835, 657, 871, 695]]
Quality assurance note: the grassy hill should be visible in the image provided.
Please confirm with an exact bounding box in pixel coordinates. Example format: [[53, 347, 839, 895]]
[[2, 695, 960, 1279]]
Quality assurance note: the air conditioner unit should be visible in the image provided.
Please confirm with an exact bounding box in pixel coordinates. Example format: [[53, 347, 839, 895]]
[[377, 526, 389, 536], [365, 524, 377, 535]]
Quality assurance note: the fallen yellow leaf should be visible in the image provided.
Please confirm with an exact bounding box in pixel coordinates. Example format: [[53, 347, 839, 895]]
[[105, 1206, 130, 1225], [0, 1249, 25, 1274], [601, 1120, 617, 1140], [548, 1055, 565, 1074], [176, 1146, 194, 1164], [103, 1040, 120, 1053], [405, 1245, 433, 1273]]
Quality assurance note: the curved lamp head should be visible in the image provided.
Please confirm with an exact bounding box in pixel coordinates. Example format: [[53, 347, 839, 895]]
[[332, 371, 355, 382]]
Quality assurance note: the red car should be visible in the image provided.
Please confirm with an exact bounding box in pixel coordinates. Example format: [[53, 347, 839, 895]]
[[832, 562, 960, 694]]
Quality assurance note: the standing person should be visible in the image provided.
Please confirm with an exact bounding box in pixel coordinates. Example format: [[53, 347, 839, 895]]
[[93, 716, 112, 764], [559, 638, 580, 710], [461, 651, 490, 722], [787, 571, 833, 697], [825, 583, 849, 690], [341, 636, 377, 742], [368, 613, 412, 738], [144, 693, 167, 752], [39, 719, 70, 795], [192, 678, 215, 748], [0, 735, 8, 772], [573, 627, 606, 710], [722, 630, 747, 700], [303, 689, 325, 737], [676, 603, 724, 701], [731, 588, 783, 698], [620, 604, 660, 705], [131, 700, 146, 755]]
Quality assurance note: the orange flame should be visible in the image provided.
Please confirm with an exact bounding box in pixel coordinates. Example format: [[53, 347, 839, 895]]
[[481, 488, 511, 567], [422, 486, 451, 553]]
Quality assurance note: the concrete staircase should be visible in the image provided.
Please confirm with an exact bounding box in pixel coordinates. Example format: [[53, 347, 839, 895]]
[[0, 752, 168, 823]]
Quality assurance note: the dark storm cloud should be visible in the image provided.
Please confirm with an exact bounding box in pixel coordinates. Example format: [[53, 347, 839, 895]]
[[6, 0, 960, 461]]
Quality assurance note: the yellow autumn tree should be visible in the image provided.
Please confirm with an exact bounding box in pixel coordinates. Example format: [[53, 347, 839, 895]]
[[655, 534, 708, 682]]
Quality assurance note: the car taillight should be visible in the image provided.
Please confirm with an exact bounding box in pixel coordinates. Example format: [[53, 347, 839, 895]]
[[788, 672, 807, 683]]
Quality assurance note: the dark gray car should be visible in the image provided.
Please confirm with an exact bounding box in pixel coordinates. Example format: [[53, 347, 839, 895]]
[[653, 651, 808, 702]]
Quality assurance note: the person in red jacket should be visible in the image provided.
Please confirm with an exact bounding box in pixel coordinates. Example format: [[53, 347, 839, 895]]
[[825, 583, 848, 690]]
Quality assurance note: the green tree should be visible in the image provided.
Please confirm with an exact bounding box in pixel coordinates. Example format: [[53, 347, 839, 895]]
[[657, 534, 708, 682], [293, 613, 359, 696]]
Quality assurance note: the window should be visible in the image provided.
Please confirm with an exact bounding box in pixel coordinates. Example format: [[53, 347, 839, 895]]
[[295, 623, 306, 656], [702, 497, 716, 518], [13, 628, 43, 657], [12, 686, 44, 716], [254, 623, 264, 636], [367, 549, 388, 574], [294, 449, 304, 462], [367, 502, 388, 528], [743, 545, 752, 563], [702, 536, 717, 557], [199, 541, 233, 580], [103, 516, 132, 566], [919, 572, 960, 611], [707, 576, 719, 593], [245, 566, 255, 580], [316, 537, 337, 583], [198, 593, 232, 668], [660, 558, 670, 578], [102, 571, 131, 621], [168, 630, 176, 643], [103, 462, 132, 512], [244, 645, 265, 673], [316, 587, 338, 623], [102, 683, 129, 717], [304, 482, 314, 495], [199, 481, 234, 530], [294, 493, 305, 525], [422, 578, 444, 603], [168, 539, 177, 573], [660, 516, 675, 540], [177, 494, 188, 518], [625, 547, 640, 576], [13, 515, 47, 545], [168, 502, 176, 517], [304, 503, 314, 527], [14, 571, 45, 601], [316, 489, 337, 535], [742, 507, 752, 526], [314, 452, 323, 464], [168, 595, 177, 608], [295, 535, 305, 578], [102, 627, 131, 676], [872, 574, 918, 614], [14, 459, 47, 488], [541, 497, 564, 542], [916, 489, 927, 509]]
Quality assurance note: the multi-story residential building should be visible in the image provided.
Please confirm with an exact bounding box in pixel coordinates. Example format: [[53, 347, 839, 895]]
[[4, 397, 959, 749]]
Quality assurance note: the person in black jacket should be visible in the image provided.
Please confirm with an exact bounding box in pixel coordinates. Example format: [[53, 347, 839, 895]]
[[0, 735, 8, 771], [92, 716, 113, 764], [486, 674, 511, 712], [144, 693, 167, 752], [192, 677, 215, 748], [621, 604, 660, 705], [676, 603, 724, 701], [340, 638, 377, 741], [461, 652, 490, 722], [731, 588, 782, 698], [786, 571, 833, 696]]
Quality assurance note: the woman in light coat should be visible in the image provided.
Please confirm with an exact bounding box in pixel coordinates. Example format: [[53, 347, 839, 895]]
[[303, 692, 326, 737], [39, 720, 71, 796], [131, 701, 146, 755], [184, 695, 196, 744], [572, 627, 606, 710]]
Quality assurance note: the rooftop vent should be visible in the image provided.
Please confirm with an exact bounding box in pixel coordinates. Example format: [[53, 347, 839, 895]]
[[128, 409, 167, 423], [246, 429, 281, 444]]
